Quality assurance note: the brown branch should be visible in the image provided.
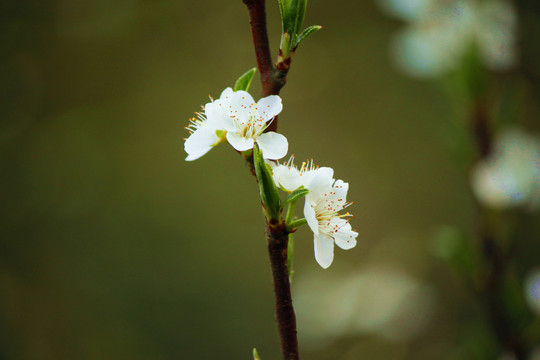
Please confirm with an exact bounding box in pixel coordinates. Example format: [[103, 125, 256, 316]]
[[267, 220, 299, 360], [471, 98, 492, 159], [243, 0, 290, 132]]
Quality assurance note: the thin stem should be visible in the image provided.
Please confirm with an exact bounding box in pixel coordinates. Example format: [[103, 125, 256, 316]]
[[287, 232, 295, 283], [285, 201, 296, 225], [267, 221, 299, 360], [288, 218, 307, 229]]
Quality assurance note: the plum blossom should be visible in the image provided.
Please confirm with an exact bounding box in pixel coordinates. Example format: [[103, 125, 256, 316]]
[[184, 87, 288, 161], [304, 169, 358, 268], [272, 157, 332, 192], [378, 0, 517, 77], [471, 128, 540, 210], [184, 107, 225, 161], [272, 157, 358, 268]]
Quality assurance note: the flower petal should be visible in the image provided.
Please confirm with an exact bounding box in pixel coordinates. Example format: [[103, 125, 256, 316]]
[[257, 95, 283, 122], [185, 126, 219, 161], [314, 233, 334, 269], [205, 101, 234, 131], [273, 164, 302, 191], [219, 87, 234, 99], [226, 132, 254, 151], [306, 167, 334, 201], [333, 221, 358, 250], [304, 200, 319, 235], [256, 132, 288, 160]]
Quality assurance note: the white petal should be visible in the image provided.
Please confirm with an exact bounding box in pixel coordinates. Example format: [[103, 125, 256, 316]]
[[226, 132, 254, 151], [219, 87, 234, 99], [205, 101, 234, 131], [228, 90, 255, 114], [391, 27, 455, 78], [333, 221, 358, 250], [304, 200, 319, 235], [257, 95, 283, 122], [273, 164, 302, 191], [256, 132, 288, 160], [477, 1, 517, 70], [306, 167, 334, 200], [329, 179, 349, 209], [184, 126, 219, 161], [314, 233, 334, 269]]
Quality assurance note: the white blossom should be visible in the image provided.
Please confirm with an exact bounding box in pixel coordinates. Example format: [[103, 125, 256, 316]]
[[272, 157, 331, 192], [379, 0, 517, 77], [184, 87, 288, 161], [471, 128, 540, 209], [304, 169, 358, 268], [272, 157, 358, 268]]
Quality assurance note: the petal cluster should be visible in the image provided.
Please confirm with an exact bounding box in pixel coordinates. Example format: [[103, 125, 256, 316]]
[[273, 157, 358, 269], [378, 0, 517, 77], [184, 88, 288, 161]]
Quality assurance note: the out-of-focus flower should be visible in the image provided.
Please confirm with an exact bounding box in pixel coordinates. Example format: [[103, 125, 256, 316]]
[[184, 87, 288, 161], [294, 266, 435, 347], [471, 128, 540, 210], [524, 267, 540, 315], [378, 0, 517, 77]]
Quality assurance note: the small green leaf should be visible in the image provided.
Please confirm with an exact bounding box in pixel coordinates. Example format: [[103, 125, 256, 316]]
[[233, 68, 257, 92], [253, 348, 261, 360], [278, 0, 310, 55], [283, 188, 309, 207], [295, 25, 322, 48], [253, 144, 282, 220]]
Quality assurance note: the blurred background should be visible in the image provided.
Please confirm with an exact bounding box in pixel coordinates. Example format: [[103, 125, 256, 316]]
[[1, 0, 540, 359]]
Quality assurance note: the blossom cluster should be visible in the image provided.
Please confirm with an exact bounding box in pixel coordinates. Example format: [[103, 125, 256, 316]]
[[272, 158, 358, 268], [184, 88, 358, 268], [378, 0, 517, 77]]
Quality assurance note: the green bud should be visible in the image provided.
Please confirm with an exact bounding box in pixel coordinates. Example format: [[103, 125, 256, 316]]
[[278, 0, 320, 57], [253, 144, 282, 220], [253, 348, 261, 360]]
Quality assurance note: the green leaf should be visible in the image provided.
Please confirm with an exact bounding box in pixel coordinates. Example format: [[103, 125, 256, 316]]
[[253, 144, 282, 220], [283, 188, 309, 207], [294, 25, 322, 48], [253, 348, 261, 360], [233, 68, 257, 92], [278, 0, 309, 54]]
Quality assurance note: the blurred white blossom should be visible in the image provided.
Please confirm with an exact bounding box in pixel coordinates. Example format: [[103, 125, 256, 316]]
[[378, 0, 517, 77], [524, 267, 540, 315], [471, 128, 540, 210], [294, 266, 435, 347]]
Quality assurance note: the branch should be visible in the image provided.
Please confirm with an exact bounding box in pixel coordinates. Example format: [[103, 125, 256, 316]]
[[243, 0, 290, 132], [266, 220, 299, 360]]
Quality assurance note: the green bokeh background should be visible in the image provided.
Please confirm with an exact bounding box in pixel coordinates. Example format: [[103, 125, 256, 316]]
[[1, 1, 540, 359]]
